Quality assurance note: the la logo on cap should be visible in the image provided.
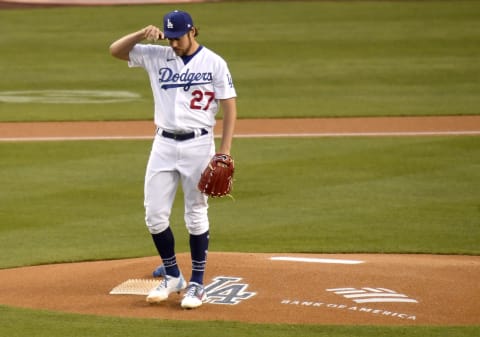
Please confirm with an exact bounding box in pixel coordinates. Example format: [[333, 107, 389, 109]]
[[163, 10, 194, 39]]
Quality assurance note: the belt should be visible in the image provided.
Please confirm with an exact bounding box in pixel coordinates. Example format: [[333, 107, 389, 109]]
[[159, 128, 208, 141]]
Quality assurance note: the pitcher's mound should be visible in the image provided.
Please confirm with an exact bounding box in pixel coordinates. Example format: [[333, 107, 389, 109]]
[[0, 252, 478, 325]]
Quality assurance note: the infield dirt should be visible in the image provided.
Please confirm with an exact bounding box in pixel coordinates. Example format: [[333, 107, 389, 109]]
[[1, 115, 480, 140]]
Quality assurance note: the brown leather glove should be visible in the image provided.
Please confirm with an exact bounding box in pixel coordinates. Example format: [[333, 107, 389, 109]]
[[198, 154, 235, 197]]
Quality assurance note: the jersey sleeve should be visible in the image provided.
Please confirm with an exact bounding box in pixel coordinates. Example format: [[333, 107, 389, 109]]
[[213, 58, 237, 100], [128, 44, 167, 69]]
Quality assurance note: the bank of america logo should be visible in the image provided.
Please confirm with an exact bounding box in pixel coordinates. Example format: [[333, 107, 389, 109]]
[[326, 287, 418, 304]]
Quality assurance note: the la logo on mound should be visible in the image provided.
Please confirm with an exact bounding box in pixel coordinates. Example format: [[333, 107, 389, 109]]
[[204, 276, 256, 305]]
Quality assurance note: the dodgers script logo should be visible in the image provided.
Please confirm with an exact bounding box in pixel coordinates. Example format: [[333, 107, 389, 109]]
[[159, 67, 213, 91]]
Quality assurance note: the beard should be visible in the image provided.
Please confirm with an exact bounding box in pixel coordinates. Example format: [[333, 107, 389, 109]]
[[173, 35, 193, 57]]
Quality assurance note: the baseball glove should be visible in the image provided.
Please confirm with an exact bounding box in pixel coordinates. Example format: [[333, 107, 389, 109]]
[[198, 153, 235, 197]]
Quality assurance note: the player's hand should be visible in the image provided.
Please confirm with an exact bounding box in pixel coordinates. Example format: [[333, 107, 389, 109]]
[[143, 25, 164, 42]]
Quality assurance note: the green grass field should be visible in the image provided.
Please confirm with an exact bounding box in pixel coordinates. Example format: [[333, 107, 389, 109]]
[[0, 0, 479, 121], [1, 305, 478, 337], [0, 1, 479, 336], [1, 136, 479, 269]]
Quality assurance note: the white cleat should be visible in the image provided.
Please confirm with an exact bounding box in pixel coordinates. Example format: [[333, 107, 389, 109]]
[[146, 274, 187, 304], [181, 282, 207, 309]]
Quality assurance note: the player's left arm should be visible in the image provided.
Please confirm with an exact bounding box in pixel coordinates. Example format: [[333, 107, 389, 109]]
[[217, 97, 237, 155]]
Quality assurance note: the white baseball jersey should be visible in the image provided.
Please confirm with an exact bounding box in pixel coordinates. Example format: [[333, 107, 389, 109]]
[[128, 44, 236, 132]]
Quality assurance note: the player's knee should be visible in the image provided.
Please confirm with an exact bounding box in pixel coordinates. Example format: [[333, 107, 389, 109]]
[[145, 213, 169, 234], [186, 221, 209, 235], [185, 213, 209, 235]]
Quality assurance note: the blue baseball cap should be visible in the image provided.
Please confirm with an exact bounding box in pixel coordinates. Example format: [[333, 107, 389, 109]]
[[163, 10, 194, 39]]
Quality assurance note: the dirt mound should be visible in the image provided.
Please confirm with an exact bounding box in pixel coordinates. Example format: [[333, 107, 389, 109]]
[[0, 252, 478, 325]]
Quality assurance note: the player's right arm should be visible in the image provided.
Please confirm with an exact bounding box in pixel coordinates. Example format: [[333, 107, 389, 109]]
[[109, 25, 164, 61]]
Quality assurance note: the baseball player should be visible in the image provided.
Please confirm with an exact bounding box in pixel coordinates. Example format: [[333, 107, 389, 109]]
[[109, 10, 237, 309]]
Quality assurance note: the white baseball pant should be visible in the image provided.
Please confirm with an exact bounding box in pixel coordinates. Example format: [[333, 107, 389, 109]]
[[144, 131, 214, 235]]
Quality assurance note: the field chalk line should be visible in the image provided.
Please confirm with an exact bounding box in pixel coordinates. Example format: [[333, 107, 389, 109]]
[[1, 130, 479, 142], [270, 256, 365, 265]]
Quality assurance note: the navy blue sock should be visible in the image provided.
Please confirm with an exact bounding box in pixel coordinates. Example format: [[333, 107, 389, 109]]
[[151, 227, 180, 277], [189, 231, 209, 285]]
